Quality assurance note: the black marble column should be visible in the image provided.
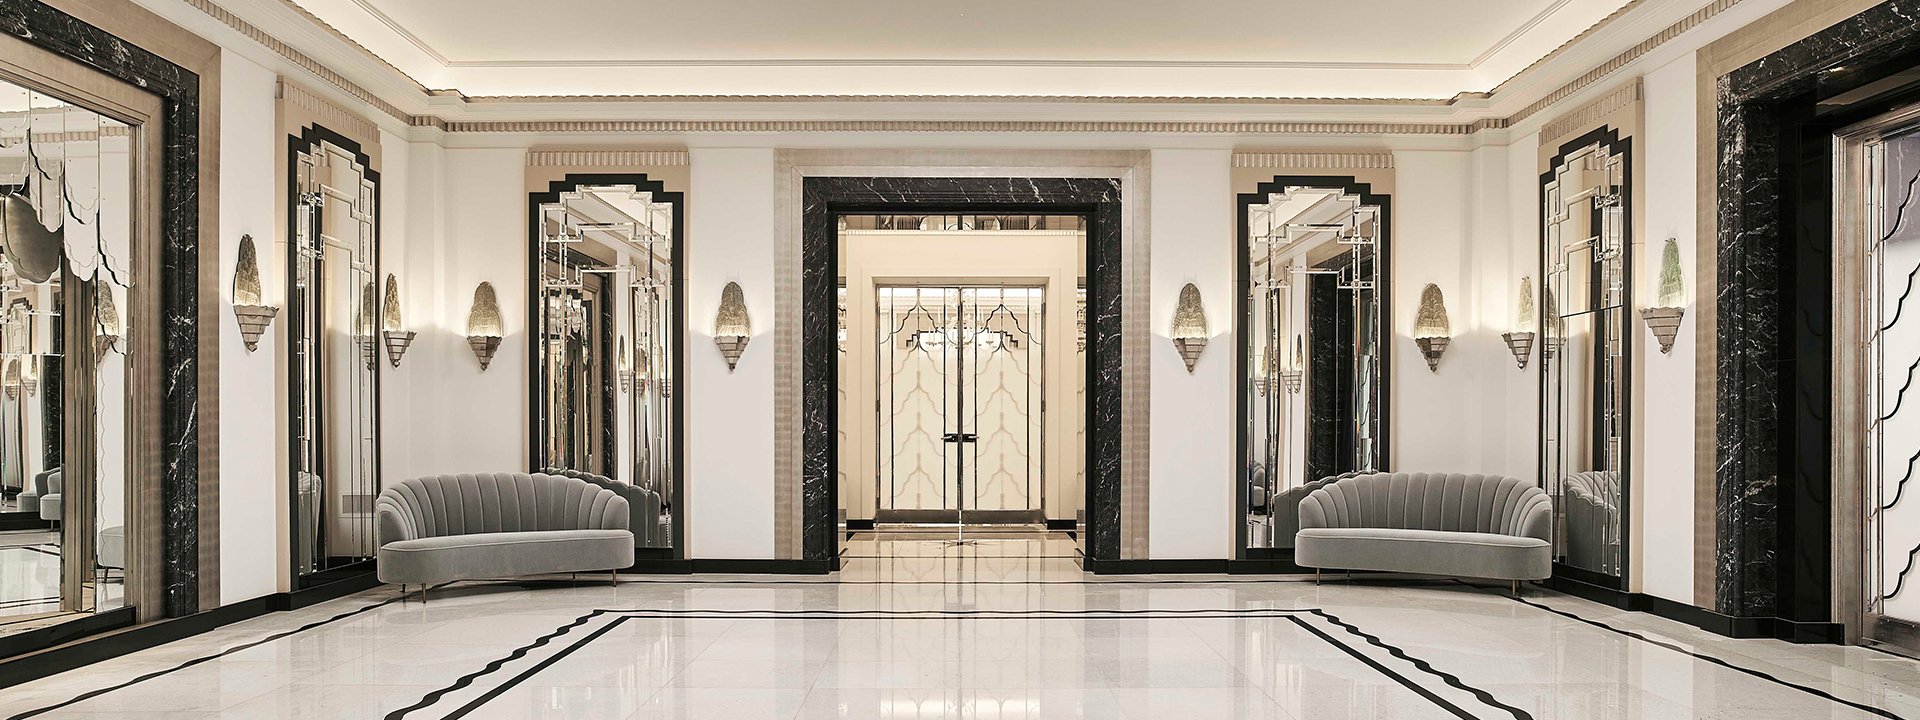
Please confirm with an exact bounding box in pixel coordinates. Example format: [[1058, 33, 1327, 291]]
[[801, 177, 1124, 562], [2, 0, 204, 617], [1713, 0, 1920, 618]]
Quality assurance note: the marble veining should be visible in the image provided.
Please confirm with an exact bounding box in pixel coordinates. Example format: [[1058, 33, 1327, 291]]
[[1713, 0, 1920, 619], [800, 177, 1125, 562], [2, 0, 204, 616]]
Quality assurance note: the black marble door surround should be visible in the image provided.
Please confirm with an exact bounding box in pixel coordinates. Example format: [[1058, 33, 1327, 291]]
[[1, 0, 205, 617], [801, 177, 1124, 564], [1715, 0, 1920, 633]]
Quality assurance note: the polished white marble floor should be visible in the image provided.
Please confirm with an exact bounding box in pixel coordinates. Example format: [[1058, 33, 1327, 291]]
[[4, 532, 1920, 719]]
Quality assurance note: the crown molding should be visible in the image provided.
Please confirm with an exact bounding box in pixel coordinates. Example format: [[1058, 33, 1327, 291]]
[[1540, 78, 1643, 141], [525, 149, 689, 167], [179, 0, 1752, 137], [1230, 152, 1395, 169], [277, 77, 380, 142]]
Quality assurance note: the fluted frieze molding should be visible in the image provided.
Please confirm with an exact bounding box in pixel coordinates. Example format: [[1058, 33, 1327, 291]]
[[1508, 0, 1743, 126], [525, 150, 689, 167], [1540, 80, 1643, 143], [439, 120, 1479, 135], [277, 79, 379, 143], [185, 0, 414, 123], [1231, 152, 1394, 169]]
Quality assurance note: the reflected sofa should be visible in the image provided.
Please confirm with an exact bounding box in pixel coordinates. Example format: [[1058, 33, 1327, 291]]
[[547, 468, 665, 549], [35, 469, 62, 524], [1561, 470, 1619, 573], [374, 472, 632, 594], [1295, 472, 1552, 584], [19, 467, 56, 517]]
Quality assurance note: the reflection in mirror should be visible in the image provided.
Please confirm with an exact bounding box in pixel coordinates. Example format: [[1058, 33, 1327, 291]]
[[1241, 184, 1388, 551], [0, 76, 132, 632], [288, 130, 380, 585], [1541, 135, 1631, 580], [533, 182, 678, 550]]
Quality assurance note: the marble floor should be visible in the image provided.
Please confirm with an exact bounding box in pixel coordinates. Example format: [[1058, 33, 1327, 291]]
[[3, 531, 1920, 718]]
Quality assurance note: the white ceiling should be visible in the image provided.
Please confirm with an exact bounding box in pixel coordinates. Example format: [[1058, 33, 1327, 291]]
[[282, 0, 1641, 99]]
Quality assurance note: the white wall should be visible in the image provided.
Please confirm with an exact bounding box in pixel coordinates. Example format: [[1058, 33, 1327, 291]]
[[1392, 150, 1490, 473], [686, 148, 776, 559], [216, 49, 282, 604], [1147, 148, 1233, 559], [1638, 51, 1699, 604]]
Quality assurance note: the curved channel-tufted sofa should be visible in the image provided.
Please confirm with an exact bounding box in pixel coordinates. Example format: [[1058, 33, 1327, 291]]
[[1561, 470, 1619, 572], [546, 468, 666, 549], [1295, 472, 1552, 584], [375, 473, 633, 595], [1269, 472, 1360, 550]]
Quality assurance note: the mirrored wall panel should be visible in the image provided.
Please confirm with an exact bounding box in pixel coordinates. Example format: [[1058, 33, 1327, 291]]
[[532, 180, 680, 551], [0, 77, 133, 633], [288, 129, 380, 585], [1240, 182, 1389, 552], [1541, 133, 1631, 583]]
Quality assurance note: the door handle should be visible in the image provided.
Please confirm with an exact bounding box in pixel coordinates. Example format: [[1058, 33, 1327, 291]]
[[941, 433, 979, 443]]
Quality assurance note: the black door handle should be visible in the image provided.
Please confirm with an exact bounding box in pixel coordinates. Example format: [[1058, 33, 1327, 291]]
[[941, 433, 979, 443]]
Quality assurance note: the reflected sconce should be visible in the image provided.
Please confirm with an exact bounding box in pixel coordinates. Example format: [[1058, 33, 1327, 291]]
[[1170, 283, 1208, 373], [95, 282, 122, 367], [357, 282, 379, 371], [713, 281, 751, 372], [19, 356, 35, 398], [3, 359, 17, 402], [1413, 283, 1451, 372], [231, 234, 279, 352], [1641, 238, 1686, 354], [466, 282, 504, 371], [617, 338, 635, 393], [1501, 277, 1536, 370], [381, 274, 415, 368], [1280, 335, 1304, 394]]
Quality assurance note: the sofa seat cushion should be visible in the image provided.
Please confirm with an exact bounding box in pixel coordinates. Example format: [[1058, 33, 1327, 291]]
[[1295, 527, 1550, 581], [377, 529, 634, 585]]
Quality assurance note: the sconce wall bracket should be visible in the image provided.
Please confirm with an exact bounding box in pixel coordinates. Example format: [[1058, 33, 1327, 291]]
[[1172, 337, 1206, 372], [1415, 336, 1450, 372], [1641, 307, 1684, 354], [1501, 331, 1535, 370], [233, 305, 279, 352], [383, 329, 416, 368], [715, 335, 749, 372], [469, 335, 502, 370]]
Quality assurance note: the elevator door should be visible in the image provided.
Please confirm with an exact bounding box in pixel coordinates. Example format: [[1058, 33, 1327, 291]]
[[876, 286, 1045, 524], [1859, 113, 1920, 652]]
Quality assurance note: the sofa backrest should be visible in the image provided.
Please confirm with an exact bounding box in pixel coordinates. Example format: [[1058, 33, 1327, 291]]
[[1300, 472, 1550, 542], [1270, 471, 1361, 549], [374, 472, 628, 545]]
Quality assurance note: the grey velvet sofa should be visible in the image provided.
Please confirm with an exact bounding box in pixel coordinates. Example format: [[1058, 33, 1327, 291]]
[[1561, 470, 1619, 573], [1295, 472, 1552, 588], [1270, 472, 1359, 550], [374, 473, 633, 597], [547, 468, 666, 548]]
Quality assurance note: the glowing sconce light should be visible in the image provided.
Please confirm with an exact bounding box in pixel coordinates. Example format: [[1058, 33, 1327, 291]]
[[467, 281, 504, 371], [1501, 277, 1536, 370], [231, 234, 278, 352], [19, 356, 35, 398], [1641, 238, 1686, 354], [1280, 334, 1304, 394], [1170, 282, 1207, 373], [3, 359, 17, 402], [1413, 283, 1451, 372], [713, 281, 751, 372], [381, 274, 415, 368], [95, 282, 122, 367], [617, 337, 635, 393]]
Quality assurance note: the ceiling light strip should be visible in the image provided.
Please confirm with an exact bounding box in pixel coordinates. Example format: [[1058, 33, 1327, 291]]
[[433, 120, 1478, 135], [1230, 152, 1395, 169]]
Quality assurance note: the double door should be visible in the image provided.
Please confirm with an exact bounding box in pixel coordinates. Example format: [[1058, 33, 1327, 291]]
[[875, 286, 1044, 524]]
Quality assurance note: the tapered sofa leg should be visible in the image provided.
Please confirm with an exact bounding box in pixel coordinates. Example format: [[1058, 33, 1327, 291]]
[[1315, 569, 1321, 585], [609, 569, 618, 587]]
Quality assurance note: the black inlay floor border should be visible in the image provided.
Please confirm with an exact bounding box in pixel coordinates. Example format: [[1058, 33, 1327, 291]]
[[389, 606, 1524, 720], [1458, 582, 1908, 720]]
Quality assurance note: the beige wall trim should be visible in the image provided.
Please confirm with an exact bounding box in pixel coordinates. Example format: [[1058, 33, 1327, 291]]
[[1540, 79, 1644, 144], [1510, 0, 1745, 127], [430, 120, 1481, 135], [184, 0, 411, 123], [525, 149, 689, 167], [277, 78, 379, 145], [1230, 152, 1394, 169]]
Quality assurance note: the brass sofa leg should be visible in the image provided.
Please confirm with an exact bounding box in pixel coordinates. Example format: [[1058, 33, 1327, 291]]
[[609, 569, 618, 587]]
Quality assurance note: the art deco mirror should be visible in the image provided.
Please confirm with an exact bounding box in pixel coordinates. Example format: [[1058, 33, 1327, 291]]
[[1541, 132, 1632, 585], [1238, 181, 1391, 554], [0, 76, 135, 633], [531, 178, 681, 552], [287, 128, 381, 586]]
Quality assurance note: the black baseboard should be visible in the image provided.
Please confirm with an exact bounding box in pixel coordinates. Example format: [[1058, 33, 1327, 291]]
[[0, 601, 259, 688], [0, 514, 52, 531], [1081, 557, 1229, 574], [845, 519, 876, 531], [625, 558, 840, 575], [276, 571, 384, 612], [1045, 519, 1077, 531], [1546, 576, 1845, 644], [1226, 558, 1315, 574]]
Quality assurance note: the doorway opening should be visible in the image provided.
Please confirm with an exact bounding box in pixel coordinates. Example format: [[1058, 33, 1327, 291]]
[[837, 213, 1085, 553]]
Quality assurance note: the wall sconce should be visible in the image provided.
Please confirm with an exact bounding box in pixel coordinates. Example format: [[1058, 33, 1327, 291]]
[[231, 234, 278, 352], [1641, 238, 1686, 354], [95, 282, 121, 367], [381, 274, 415, 367], [467, 281, 504, 371], [713, 281, 751, 372], [1280, 335, 1304, 394], [1170, 282, 1207, 373], [1413, 283, 1451, 372], [617, 338, 635, 392], [1501, 277, 1535, 370]]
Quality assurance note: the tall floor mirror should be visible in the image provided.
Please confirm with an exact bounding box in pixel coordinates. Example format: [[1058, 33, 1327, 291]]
[[1541, 130, 1632, 587], [530, 176, 683, 554], [1237, 179, 1391, 556], [0, 76, 135, 634], [287, 128, 381, 587]]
